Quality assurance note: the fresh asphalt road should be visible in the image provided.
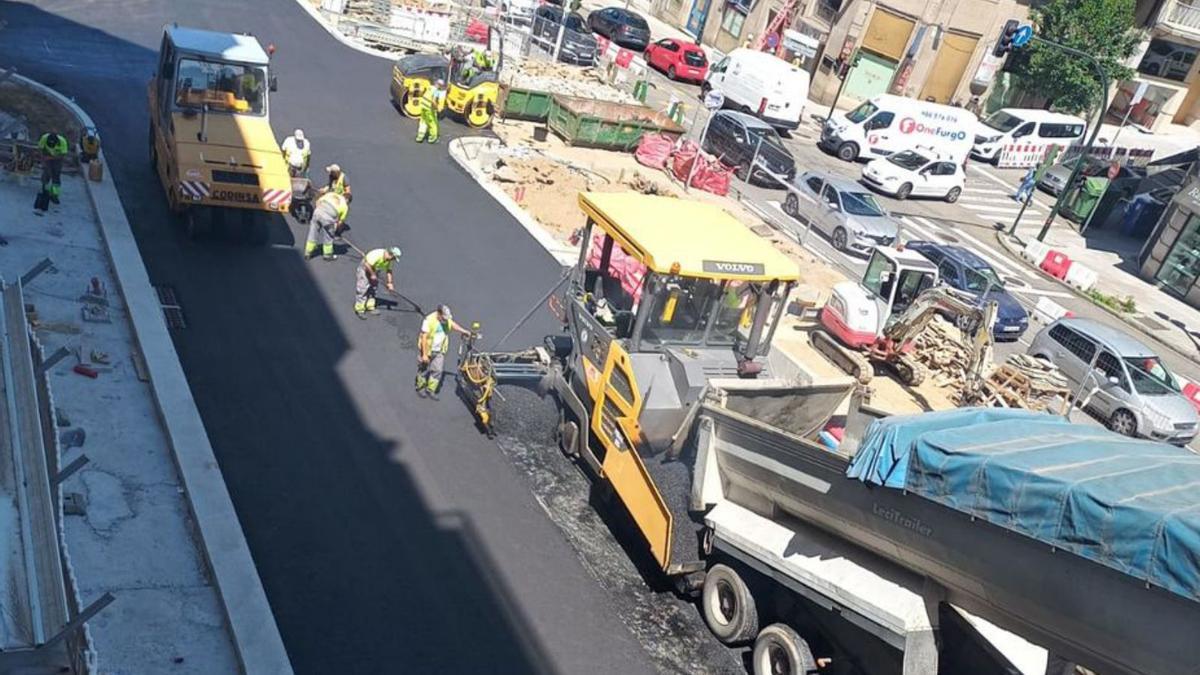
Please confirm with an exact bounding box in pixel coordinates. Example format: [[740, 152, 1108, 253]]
[[0, 1, 657, 672]]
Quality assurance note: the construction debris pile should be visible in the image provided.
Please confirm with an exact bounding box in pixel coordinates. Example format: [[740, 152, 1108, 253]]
[[911, 317, 973, 390], [508, 61, 640, 105], [979, 354, 1072, 413]]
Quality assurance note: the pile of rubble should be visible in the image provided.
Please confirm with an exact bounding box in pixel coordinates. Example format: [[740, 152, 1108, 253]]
[[979, 354, 1071, 413], [507, 61, 640, 105], [911, 317, 973, 390]]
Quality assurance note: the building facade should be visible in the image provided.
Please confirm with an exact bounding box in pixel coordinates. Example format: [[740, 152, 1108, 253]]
[[1140, 176, 1200, 305], [1105, 0, 1200, 132], [652, 0, 1031, 109]]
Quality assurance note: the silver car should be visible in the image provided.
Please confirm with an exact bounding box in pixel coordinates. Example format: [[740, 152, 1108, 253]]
[[782, 171, 899, 253], [1028, 317, 1199, 445]]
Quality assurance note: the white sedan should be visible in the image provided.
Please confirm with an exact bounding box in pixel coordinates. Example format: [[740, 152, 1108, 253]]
[[861, 149, 965, 203]]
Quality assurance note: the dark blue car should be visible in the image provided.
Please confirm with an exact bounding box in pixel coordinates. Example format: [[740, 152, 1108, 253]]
[[906, 241, 1030, 340]]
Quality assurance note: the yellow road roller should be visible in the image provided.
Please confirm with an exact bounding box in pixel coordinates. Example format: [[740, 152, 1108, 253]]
[[390, 51, 498, 128]]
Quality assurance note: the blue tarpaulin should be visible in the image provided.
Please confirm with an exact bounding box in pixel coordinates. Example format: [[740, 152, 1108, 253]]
[[848, 408, 1200, 602]]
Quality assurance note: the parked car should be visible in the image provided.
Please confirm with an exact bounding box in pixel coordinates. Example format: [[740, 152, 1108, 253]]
[[702, 110, 796, 187], [1028, 317, 1199, 444], [782, 171, 899, 253], [586, 7, 651, 51], [644, 38, 707, 82], [970, 109, 1086, 164], [904, 241, 1029, 339], [1037, 156, 1144, 196], [532, 5, 598, 65], [861, 146, 965, 202]]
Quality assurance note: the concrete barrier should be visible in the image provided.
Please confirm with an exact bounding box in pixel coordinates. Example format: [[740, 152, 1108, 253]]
[[1064, 262, 1098, 292], [1021, 239, 1051, 266]]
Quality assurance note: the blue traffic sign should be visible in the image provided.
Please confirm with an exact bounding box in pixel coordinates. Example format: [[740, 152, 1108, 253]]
[[1012, 25, 1033, 47]]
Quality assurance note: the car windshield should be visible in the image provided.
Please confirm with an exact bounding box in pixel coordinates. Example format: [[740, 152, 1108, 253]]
[[886, 151, 929, 171], [566, 14, 587, 30], [963, 266, 1003, 293], [983, 111, 1022, 133], [842, 191, 884, 216], [622, 13, 648, 28], [747, 126, 787, 152], [846, 101, 878, 124], [1124, 356, 1181, 395], [175, 59, 266, 115], [684, 50, 707, 66]]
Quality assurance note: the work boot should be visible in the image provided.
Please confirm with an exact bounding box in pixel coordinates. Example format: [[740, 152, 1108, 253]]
[[323, 253, 337, 261], [355, 311, 367, 320], [367, 308, 381, 316]]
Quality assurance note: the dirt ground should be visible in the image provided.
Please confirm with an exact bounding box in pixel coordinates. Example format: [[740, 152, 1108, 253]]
[[0, 81, 83, 142]]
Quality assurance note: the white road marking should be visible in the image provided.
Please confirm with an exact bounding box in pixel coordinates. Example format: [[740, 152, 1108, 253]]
[[899, 217, 945, 242], [909, 215, 1039, 282], [961, 187, 1008, 195], [961, 203, 1023, 214], [960, 196, 1031, 206], [1009, 286, 1074, 299]]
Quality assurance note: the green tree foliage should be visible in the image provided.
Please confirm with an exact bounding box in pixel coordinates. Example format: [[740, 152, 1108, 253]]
[[1010, 0, 1141, 114]]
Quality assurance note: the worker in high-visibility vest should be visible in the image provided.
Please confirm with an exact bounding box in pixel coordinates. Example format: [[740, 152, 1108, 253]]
[[319, 163, 351, 198], [415, 79, 445, 144], [280, 128, 311, 177], [306, 191, 349, 261], [355, 246, 401, 319], [38, 131, 70, 204], [416, 304, 472, 397]]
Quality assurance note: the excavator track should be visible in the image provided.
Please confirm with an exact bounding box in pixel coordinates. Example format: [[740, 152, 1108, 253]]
[[893, 355, 927, 387], [811, 330, 874, 385]]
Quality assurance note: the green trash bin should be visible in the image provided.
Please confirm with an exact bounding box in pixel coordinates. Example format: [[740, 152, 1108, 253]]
[[1067, 176, 1109, 223]]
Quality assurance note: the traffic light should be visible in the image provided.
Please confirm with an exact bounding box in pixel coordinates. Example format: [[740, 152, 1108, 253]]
[[993, 19, 1019, 58]]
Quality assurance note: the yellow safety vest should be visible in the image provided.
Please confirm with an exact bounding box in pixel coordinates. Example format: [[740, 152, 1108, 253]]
[[330, 173, 347, 195], [316, 192, 348, 222], [419, 88, 439, 114], [364, 248, 393, 273], [38, 133, 68, 157], [421, 312, 451, 354]]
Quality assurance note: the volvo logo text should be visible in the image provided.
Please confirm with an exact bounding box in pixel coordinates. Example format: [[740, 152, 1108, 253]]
[[703, 260, 765, 275]]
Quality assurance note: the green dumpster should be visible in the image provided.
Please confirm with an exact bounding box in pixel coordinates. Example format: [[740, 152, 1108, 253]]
[[1066, 176, 1109, 223], [546, 95, 685, 150], [498, 85, 557, 122]]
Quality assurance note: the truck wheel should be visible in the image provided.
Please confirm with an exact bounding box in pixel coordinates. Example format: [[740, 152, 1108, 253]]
[[836, 142, 858, 162], [702, 564, 758, 644], [752, 624, 818, 675]]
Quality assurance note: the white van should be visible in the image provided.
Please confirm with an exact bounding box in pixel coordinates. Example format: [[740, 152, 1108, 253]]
[[819, 94, 976, 163], [703, 48, 809, 130], [971, 108, 1086, 163]]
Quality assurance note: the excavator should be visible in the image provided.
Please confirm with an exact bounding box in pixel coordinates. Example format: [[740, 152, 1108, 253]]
[[813, 246, 997, 392]]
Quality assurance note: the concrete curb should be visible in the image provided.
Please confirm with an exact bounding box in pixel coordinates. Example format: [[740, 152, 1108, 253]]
[[14, 74, 293, 675], [448, 136, 578, 266], [292, 0, 396, 60], [994, 229, 1199, 364]]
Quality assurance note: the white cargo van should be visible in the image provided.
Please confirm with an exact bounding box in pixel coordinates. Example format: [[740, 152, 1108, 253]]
[[971, 108, 1086, 163], [819, 94, 976, 163], [703, 48, 809, 130]]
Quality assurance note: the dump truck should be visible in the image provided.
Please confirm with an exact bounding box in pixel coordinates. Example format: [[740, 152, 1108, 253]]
[[456, 192, 1074, 673], [148, 25, 290, 243]]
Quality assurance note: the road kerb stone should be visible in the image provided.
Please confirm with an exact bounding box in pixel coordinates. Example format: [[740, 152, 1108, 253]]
[[448, 136, 579, 266], [15, 73, 294, 675]]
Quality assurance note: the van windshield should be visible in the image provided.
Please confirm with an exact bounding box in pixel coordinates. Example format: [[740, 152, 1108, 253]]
[[983, 111, 1023, 133], [887, 150, 929, 171], [1124, 356, 1181, 395], [846, 101, 878, 124]]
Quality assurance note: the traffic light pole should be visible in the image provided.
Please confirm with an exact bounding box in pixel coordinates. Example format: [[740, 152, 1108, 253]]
[[1029, 36, 1110, 242]]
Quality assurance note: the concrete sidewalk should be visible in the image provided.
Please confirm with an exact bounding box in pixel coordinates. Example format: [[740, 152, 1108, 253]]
[[1003, 219, 1200, 362]]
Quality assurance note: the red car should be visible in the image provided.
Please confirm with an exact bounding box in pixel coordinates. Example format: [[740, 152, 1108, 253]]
[[644, 38, 708, 82]]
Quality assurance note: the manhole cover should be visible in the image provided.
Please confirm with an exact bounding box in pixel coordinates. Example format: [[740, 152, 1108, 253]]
[[1136, 315, 1168, 332]]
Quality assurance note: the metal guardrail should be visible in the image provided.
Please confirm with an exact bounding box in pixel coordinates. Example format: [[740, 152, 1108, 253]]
[[0, 277, 103, 673]]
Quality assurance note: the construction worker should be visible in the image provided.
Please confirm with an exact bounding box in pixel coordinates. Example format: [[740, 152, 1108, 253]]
[[415, 79, 445, 144], [355, 246, 401, 319], [319, 163, 351, 198], [416, 304, 473, 397], [461, 48, 494, 81], [37, 131, 70, 204], [306, 190, 349, 261], [280, 129, 311, 177]]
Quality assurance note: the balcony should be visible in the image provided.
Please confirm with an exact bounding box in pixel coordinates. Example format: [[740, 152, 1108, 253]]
[[1161, 0, 1200, 39]]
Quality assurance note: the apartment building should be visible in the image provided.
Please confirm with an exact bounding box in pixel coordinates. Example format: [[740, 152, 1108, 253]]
[[651, 0, 1030, 108], [1106, 0, 1200, 132]]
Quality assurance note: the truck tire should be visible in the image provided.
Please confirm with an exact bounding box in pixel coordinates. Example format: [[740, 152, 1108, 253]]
[[752, 624, 818, 675], [702, 563, 758, 644]]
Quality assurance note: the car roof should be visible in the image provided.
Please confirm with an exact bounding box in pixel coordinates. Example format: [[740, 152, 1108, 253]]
[[1054, 317, 1156, 355], [910, 241, 991, 269], [166, 26, 270, 65], [800, 171, 867, 194], [718, 110, 773, 130], [991, 108, 1085, 124]]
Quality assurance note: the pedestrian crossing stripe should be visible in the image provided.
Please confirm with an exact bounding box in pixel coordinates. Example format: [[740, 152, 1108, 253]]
[[906, 215, 1040, 282], [961, 187, 1008, 195], [961, 203, 1024, 214]]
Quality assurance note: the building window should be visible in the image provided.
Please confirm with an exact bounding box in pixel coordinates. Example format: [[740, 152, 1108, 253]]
[[1157, 213, 1200, 296], [1106, 79, 1179, 129], [1138, 38, 1198, 83], [721, 4, 746, 38]]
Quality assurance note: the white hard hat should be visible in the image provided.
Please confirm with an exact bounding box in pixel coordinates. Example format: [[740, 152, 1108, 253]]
[[325, 163, 341, 174], [294, 129, 304, 140], [436, 78, 446, 87], [389, 246, 402, 258]]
